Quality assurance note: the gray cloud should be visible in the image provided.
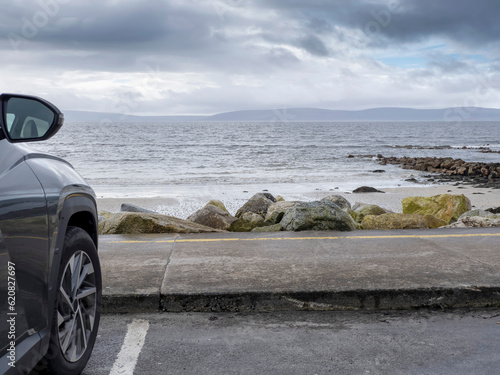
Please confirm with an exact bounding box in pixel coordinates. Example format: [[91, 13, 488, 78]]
[[0, 0, 499, 114], [426, 53, 471, 74], [300, 35, 329, 56], [258, 0, 500, 48]]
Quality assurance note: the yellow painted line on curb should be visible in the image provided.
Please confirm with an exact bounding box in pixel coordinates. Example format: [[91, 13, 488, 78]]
[[104, 232, 500, 244], [347, 233, 500, 240]]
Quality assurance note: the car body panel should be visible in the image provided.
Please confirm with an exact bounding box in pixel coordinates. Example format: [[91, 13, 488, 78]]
[[0, 140, 48, 348], [0, 94, 98, 374]]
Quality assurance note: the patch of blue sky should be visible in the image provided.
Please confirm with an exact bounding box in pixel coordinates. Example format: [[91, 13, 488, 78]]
[[446, 53, 491, 63]]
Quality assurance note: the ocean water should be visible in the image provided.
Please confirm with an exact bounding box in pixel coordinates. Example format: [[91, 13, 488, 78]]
[[32, 121, 500, 198]]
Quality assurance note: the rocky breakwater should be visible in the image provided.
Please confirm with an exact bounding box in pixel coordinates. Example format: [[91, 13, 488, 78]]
[[377, 155, 500, 186], [98, 192, 500, 234]]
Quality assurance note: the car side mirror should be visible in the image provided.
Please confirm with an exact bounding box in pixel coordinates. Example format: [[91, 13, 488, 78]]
[[0, 94, 64, 143]]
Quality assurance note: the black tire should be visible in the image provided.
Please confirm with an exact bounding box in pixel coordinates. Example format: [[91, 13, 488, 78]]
[[40, 226, 101, 375]]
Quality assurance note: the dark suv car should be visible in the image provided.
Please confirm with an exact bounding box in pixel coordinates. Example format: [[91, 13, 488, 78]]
[[0, 94, 101, 374]]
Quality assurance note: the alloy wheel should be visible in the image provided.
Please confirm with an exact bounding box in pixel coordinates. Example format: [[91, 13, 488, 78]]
[[57, 250, 98, 363]]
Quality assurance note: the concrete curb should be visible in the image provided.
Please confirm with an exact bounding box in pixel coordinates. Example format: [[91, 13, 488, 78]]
[[102, 287, 500, 313], [99, 229, 500, 314], [103, 294, 160, 313]]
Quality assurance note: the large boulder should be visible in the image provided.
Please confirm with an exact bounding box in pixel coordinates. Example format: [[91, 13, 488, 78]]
[[280, 201, 358, 232], [236, 193, 277, 218], [444, 209, 500, 228], [321, 195, 351, 210], [459, 209, 498, 219], [187, 204, 237, 230], [228, 212, 266, 232], [402, 194, 471, 224], [361, 214, 429, 230], [445, 216, 500, 228], [98, 210, 114, 225], [99, 212, 223, 234], [352, 204, 390, 223], [264, 201, 299, 225]]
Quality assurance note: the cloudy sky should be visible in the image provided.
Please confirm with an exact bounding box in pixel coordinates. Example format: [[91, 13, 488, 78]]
[[1, 0, 499, 115]]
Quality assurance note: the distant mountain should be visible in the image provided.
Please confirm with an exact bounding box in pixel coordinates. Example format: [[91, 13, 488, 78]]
[[208, 107, 500, 121], [63, 110, 205, 122], [63, 107, 500, 122]]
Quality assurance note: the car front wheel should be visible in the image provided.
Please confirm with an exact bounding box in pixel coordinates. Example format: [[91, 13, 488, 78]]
[[42, 226, 101, 375]]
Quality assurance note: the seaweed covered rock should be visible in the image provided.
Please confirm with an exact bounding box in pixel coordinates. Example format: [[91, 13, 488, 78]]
[[352, 203, 391, 223], [423, 214, 448, 229], [361, 214, 429, 230], [402, 194, 471, 224]]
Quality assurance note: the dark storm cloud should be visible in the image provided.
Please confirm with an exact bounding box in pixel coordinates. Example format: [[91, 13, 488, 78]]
[[2, 0, 498, 64], [0, 0, 265, 73], [0, 0, 216, 48], [4, 0, 495, 72], [372, 0, 500, 46], [257, 0, 500, 48]]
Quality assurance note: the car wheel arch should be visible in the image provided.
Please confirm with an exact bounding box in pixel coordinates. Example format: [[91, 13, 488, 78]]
[[40, 193, 99, 356]]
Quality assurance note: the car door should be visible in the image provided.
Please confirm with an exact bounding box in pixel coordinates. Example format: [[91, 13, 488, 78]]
[[0, 138, 49, 353]]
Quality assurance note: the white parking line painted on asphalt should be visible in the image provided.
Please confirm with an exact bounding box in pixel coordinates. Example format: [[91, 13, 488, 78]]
[[109, 319, 150, 375]]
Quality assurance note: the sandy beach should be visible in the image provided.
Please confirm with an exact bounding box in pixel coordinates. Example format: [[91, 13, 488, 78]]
[[97, 183, 500, 220]]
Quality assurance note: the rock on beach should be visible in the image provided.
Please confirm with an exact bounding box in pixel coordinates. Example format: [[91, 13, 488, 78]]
[[235, 193, 277, 218], [361, 213, 429, 230], [187, 204, 237, 230], [228, 212, 266, 232], [264, 201, 300, 225], [353, 186, 385, 193], [280, 201, 358, 232], [97, 190, 497, 234], [402, 194, 471, 224], [321, 195, 351, 210], [120, 203, 158, 214], [443, 209, 500, 228], [99, 212, 223, 234], [352, 203, 391, 223]]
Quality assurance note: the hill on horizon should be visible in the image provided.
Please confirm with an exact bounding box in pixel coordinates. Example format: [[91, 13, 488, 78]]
[[63, 107, 500, 122]]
